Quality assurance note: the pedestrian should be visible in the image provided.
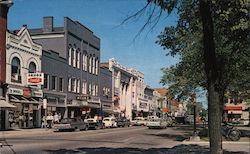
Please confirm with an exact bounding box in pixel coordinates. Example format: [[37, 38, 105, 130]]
[[53, 112, 59, 124], [46, 112, 53, 128], [58, 112, 62, 122], [41, 115, 47, 128]]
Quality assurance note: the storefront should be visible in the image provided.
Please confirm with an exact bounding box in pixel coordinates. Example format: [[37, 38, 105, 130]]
[[67, 95, 101, 119], [7, 87, 42, 129]]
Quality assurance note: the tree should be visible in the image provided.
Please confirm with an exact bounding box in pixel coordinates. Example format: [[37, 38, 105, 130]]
[[126, 0, 249, 153]]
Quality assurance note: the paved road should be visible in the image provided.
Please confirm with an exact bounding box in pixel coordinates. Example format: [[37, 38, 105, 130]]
[[0, 125, 249, 154]]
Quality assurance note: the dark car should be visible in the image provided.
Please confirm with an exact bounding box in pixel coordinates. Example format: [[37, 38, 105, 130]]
[[116, 117, 131, 127], [53, 117, 89, 131], [85, 118, 104, 129]]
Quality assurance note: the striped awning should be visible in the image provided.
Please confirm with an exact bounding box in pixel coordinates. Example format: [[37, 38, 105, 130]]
[[0, 99, 16, 108]]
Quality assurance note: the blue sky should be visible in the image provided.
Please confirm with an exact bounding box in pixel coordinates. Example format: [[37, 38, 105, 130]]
[[8, 0, 178, 88]]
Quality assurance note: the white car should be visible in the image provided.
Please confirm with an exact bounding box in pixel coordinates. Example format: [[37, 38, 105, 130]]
[[131, 117, 147, 126], [147, 118, 168, 129], [102, 117, 117, 128]]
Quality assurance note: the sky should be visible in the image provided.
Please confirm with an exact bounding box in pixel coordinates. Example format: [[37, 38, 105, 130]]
[[8, 0, 179, 88]]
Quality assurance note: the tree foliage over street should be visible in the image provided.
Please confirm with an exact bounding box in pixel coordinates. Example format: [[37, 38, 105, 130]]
[[136, 0, 249, 153]]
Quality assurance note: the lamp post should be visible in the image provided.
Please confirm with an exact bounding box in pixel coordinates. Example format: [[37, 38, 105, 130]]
[[191, 94, 197, 134]]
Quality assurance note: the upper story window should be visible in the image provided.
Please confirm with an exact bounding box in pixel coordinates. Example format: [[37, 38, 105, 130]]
[[28, 62, 36, 73], [77, 50, 80, 69], [92, 57, 95, 74], [95, 59, 99, 75], [59, 77, 64, 92], [11, 57, 21, 83], [51, 76, 57, 90], [68, 78, 71, 92], [44, 74, 49, 89], [89, 55, 92, 73], [82, 54, 88, 71], [73, 48, 76, 67], [68, 48, 72, 66]]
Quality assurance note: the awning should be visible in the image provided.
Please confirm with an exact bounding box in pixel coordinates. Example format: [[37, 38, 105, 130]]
[[0, 99, 16, 108], [224, 106, 242, 111], [161, 107, 169, 113]]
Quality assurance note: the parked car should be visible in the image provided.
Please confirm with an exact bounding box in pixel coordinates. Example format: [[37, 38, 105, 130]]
[[147, 117, 168, 129], [116, 117, 131, 127], [131, 117, 147, 126], [53, 117, 88, 131], [102, 117, 117, 128], [85, 118, 104, 129]]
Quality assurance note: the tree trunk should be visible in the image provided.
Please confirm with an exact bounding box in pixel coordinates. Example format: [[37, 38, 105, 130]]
[[199, 0, 223, 154]]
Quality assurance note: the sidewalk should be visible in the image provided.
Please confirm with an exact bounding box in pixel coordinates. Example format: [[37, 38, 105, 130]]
[[1, 128, 54, 138]]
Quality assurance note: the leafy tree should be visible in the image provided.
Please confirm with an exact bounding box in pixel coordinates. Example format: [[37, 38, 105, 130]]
[[136, 0, 249, 153]]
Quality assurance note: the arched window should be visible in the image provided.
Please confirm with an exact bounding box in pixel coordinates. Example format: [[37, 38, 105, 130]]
[[11, 57, 21, 83], [28, 62, 36, 73]]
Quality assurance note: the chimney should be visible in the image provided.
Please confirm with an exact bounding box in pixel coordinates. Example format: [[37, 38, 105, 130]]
[[0, 0, 13, 84], [43, 16, 53, 33]]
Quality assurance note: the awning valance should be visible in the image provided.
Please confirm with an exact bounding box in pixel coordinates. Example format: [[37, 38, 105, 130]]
[[0, 99, 16, 108]]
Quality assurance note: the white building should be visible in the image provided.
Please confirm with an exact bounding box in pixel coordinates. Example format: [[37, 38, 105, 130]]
[[5, 26, 43, 129]]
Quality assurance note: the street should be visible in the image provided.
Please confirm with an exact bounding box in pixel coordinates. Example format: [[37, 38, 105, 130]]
[[1, 125, 249, 154]]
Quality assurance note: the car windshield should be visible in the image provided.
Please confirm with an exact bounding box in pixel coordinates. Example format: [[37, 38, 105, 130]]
[[149, 118, 161, 122], [61, 118, 73, 123]]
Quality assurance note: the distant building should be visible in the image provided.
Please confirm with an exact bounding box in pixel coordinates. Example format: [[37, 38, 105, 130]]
[[102, 58, 137, 120], [99, 65, 113, 117]]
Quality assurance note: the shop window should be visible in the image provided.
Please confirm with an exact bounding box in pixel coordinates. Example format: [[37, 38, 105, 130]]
[[28, 62, 36, 73], [11, 57, 22, 83]]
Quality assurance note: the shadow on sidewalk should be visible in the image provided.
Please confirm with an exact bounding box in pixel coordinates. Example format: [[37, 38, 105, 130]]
[[44, 144, 248, 154]]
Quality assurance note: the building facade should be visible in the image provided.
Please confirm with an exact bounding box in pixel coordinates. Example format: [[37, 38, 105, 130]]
[[29, 16, 101, 119], [41, 50, 67, 118], [100, 66, 113, 117], [0, 0, 13, 130], [103, 58, 137, 120], [5, 26, 43, 129]]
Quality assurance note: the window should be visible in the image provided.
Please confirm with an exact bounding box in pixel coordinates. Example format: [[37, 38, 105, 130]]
[[77, 51, 80, 69], [89, 56, 92, 73], [51, 76, 56, 90], [83, 54, 87, 71], [59, 77, 63, 92], [77, 79, 80, 93], [68, 78, 71, 92], [44, 74, 49, 89], [73, 48, 76, 67], [93, 84, 96, 96], [82, 81, 87, 94], [68, 48, 72, 65], [84, 55, 88, 71], [28, 62, 36, 73], [95, 85, 98, 96], [11, 57, 21, 83], [95, 59, 98, 75], [71, 78, 76, 93], [89, 83, 92, 95], [92, 57, 95, 74]]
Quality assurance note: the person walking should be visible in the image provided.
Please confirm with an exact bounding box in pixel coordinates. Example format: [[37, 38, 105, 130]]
[[53, 112, 59, 124], [46, 112, 53, 128]]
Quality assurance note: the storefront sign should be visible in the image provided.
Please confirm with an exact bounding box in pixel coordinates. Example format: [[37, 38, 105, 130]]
[[32, 90, 43, 98], [27, 73, 44, 85], [8, 88, 23, 95], [23, 88, 32, 98], [76, 95, 88, 101]]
